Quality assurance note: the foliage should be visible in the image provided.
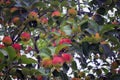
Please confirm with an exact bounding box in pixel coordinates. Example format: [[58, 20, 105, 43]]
[[0, 0, 120, 80]]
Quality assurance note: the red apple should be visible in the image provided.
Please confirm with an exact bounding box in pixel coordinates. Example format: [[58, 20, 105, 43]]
[[36, 75, 43, 80], [62, 53, 72, 63], [52, 11, 61, 17], [12, 43, 21, 51], [52, 56, 64, 66], [2, 36, 12, 46], [20, 32, 31, 42], [59, 38, 72, 44]]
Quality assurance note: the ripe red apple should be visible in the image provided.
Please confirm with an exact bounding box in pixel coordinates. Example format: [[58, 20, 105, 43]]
[[36, 75, 43, 80], [12, 43, 21, 51], [20, 32, 31, 42], [52, 56, 64, 66], [2, 36, 12, 46], [62, 53, 72, 63], [52, 11, 61, 17], [28, 11, 38, 19], [40, 17, 48, 24]]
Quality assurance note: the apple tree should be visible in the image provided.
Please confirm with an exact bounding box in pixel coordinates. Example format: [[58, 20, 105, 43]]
[[0, 0, 120, 80]]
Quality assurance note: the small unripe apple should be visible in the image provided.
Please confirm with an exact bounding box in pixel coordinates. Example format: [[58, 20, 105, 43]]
[[111, 61, 118, 69], [12, 16, 20, 25], [28, 11, 38, 19], [79, 71, 85, 78], [39, 17, 48, 24], [10, 7, 18, 13], [0, 72, 3, 76], [112, 20, 119, 25], [5, 0, 11, 5], [85, 76, 91, 80], [0, 0, 4, 4], [68, 8, 77, 16]]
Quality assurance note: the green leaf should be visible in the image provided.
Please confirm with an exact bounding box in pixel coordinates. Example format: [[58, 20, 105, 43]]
[[22, 68, 40, 76], [20, 55, 37, 64], [0, 50, 4, 60], [79, 19, 89, 30], [81, 42, 90, 57], [93, 14, 104, 25], [39, 52, 50, 58], [38, 68, 49, 76], [32, 1, 46, 8], [100, 24, 115, 34], [88, 20, 99, 32], [51, 1, 60, 8], [30, 68, 41, 75], [71, 61, 77, 70], [100, 44, 114, 57], [39, 48, 52, 58], [48, 18, 54, 25], [37, 39, 48, 49], [71, 1, 76, 6], [49, 47, 55, 55], [61, 25, 72, 35], [41, 48, 51, 55], [0, 64, 5, 71], [9, 68, 16, 75], [39, 48, 51, 58], [4, 46, 17, 61], [102, 68, 109, 74], [51, 32, 60, 36], [22, 68, 30, 76], [85, 28, 96, 35], [55, 44, 70, 54], [66, 18, 75, 24], [61, 1, 68, 7], [108, 36, 120, 50], [97, 7, 107, 15]]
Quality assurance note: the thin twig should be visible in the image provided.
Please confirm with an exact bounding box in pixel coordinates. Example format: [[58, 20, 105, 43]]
[[77, 0, 81, 15]]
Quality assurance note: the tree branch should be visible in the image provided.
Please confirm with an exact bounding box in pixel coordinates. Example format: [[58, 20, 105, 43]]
[[77, 0, 81, 15]]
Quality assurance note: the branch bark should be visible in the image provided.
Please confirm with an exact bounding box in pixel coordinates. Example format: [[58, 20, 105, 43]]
[[77, 0, 81, 15]]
